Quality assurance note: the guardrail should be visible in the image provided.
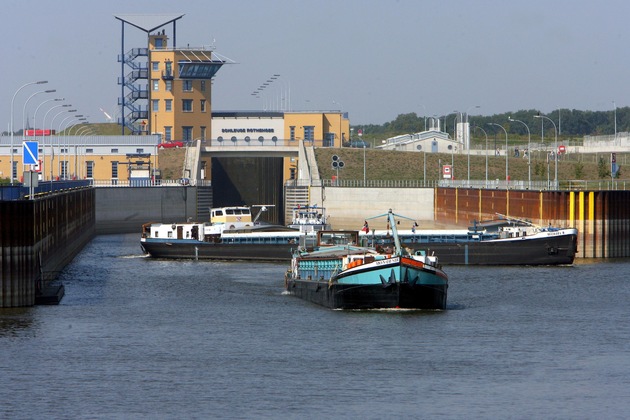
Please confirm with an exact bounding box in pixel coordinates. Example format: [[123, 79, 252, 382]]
[[90, 179, 212, 187], [286, 178, 628, 191]]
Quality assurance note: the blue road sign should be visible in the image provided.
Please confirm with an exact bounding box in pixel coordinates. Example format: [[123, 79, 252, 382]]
[[23, 141, 39, 165]]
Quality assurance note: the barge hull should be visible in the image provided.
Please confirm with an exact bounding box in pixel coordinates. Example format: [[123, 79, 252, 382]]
[[141, 242, 296, 261], [405, 234, 578, 265], [285, 279, 447, 310]]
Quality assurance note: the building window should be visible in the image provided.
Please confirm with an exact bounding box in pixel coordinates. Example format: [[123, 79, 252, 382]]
[[152, 99, 159, 112], [165, 126, 172, 141], [165, 80, 172, 91], [12, 161, 17, 180], [165, 99, 172, 111], [304, 126, 315, 142], [86, 148, 94, 154], [111, 148, 118, 154], [183, 127, 193, 141], [200, 126, 206, 140], [152, 61, 159, 72], [200, 80, 206, 91], [182, 99, 193, 112], [290, 126, 295, 140], [152, 79, 159, 91], [200, 99, 206, 112], [86, 161, 94, 179], [290, 167, 296, 180], [183, 80, 193, 92], [111, 161, 118, 178], [61, 161, 68, 179], [155, 38, 164, 48]]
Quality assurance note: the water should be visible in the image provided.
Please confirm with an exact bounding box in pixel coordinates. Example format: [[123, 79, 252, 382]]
[[2, 234, 630, 419]]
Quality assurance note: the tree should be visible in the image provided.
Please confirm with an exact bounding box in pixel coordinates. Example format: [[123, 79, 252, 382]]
[[597, 157, 611, 179], [573, 161, 584, 179]]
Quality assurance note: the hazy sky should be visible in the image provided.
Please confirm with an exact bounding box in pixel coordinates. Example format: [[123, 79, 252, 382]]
[[3, 0, 630, 128]]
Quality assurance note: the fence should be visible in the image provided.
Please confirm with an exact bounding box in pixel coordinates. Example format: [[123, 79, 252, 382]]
[[285, 178, 628, 191]]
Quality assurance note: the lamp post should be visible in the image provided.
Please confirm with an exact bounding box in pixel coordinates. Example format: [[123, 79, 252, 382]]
[[61, 116, 84, 179], [474, 126, 489, 186], [57, 113, 80, 179], [49, 108, 75, 180], [333, 101, 343, 146], [33, 98, 64, 178], [464, 106, 480, 182], [508, 116, 531, 188], [488, 123, 509, 183], [19, 89, 55, 177], [534, 114, 557, 188], [22, 90, 56, 138], [613, 100, 617, 144], [10, 80, 48, 184], [74, 124, 93, 179]]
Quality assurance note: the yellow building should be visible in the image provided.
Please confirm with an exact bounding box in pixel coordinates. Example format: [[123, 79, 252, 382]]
[[209, 111, 350, 182], [148, 32, 224, 142]]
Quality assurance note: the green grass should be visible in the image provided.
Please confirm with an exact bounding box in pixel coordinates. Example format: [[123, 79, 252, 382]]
[[315, 148, 629, 182]]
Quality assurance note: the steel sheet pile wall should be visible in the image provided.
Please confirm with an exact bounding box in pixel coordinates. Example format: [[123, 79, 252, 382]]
[[435, 187, 630, 259], [0, 189, 95, 307]]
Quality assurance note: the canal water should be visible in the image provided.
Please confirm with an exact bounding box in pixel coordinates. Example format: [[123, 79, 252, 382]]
[[1, 233, 629, 419]]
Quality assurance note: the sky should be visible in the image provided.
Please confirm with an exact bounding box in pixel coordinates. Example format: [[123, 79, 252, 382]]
[[3, 0, 630, 129]]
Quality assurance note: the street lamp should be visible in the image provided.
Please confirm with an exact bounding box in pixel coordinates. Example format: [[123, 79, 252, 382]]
[[19, 89, 55, 177], [474, 126, 489, 186], [613, 100, 617, 144], [10, 80, 48, 183], [508, 116, 531, 189], [47, 107, 73, 180], [61, 116, 85, 179], [333, 101, 343, 146], [488, 123, 509, 183], [22, 90, 56, 139], [73, 126, 92, 179], [33, 98, 64, 177], [534, 114, 557, 188], [363, 144, 367, 185], [57, 113, 80, 179]]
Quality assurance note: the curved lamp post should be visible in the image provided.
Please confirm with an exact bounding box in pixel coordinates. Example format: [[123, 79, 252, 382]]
[[534, 114, 557, 188], [32, 98, 64, 177], [474, 126, 489, 186], [10, 80, 48, 183], [18, 89, 55, 177], [56, 113, 80, 179], [22, 90, 56, 139], [508, 116, 531, 189], [488, 123, 509, 183], [464, 106, 480, 183], [48, 108, 74, 180]]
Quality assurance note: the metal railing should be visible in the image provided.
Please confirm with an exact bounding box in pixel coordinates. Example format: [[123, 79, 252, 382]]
[[90, 179, 212, 187], [286, 178, 628, 191]]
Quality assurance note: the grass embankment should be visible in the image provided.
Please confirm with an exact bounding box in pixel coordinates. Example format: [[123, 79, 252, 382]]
[[314, 148, 629, 182]]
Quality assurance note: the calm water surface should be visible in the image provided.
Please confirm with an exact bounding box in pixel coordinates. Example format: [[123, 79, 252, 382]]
[[1, 234, 630, 419]]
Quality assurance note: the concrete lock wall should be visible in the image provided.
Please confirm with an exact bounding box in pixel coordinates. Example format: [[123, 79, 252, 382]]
[[309, 186, 435, 229], [95, 187, 198, 234]]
